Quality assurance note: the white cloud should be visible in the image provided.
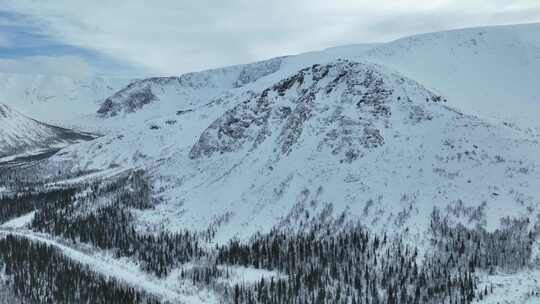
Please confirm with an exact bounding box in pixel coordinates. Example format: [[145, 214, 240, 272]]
[[0, 55, 97, 78], [4, 0, 540, 75]]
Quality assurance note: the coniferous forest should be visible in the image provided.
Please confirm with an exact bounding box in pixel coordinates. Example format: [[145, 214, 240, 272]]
[[0, 235, 160, 304], [0, 167, 537, 303]]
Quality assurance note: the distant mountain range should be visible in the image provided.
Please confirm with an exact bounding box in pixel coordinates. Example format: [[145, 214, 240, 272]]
[[0, 103, 95, 160], [0, 73, 129, 125]]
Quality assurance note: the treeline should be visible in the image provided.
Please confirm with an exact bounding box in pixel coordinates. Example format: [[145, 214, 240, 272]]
[[0, 235, 160, 304], [88, 169, 154, 210], [195, 209, 535, 304], [0, 279, 24, 304], [2, 166, 536, 304], [26, 170, 535, 304]]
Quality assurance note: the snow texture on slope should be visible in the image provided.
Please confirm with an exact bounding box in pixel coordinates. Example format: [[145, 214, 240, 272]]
[[362, 23, 540, 130]]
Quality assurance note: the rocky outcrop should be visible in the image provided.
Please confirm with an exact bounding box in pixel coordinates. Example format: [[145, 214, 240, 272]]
[[190, 60, 437, 161]]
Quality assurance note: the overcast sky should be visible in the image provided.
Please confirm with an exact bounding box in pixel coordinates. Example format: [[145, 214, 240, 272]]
[[1, 0, 540, 77]]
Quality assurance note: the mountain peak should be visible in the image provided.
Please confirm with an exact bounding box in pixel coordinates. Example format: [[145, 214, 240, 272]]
[[189, 60, 440, 161]]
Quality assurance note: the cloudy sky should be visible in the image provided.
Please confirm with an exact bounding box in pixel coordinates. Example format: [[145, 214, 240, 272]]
[[1, 0, 539, 77]]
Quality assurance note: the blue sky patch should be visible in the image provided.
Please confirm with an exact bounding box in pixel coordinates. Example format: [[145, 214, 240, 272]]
[[0, 10, 146, 77]]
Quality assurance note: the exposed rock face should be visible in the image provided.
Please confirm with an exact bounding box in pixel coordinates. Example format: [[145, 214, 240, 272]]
[[190, 60, 437, 161], [98, 80, 164, 116]]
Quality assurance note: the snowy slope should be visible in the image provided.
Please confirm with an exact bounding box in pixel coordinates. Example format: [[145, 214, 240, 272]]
[[362, 23, 540, 129], [48, 60, 540, 245], [0, 73, 129, 125], [0, 103, 96, 158]]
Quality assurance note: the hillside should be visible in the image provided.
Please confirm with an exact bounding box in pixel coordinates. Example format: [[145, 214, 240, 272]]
[[45, 60, 540, 242], [68, 23, 540, 240], [0, 103, 96, 160], [362, 23, 540, 130]]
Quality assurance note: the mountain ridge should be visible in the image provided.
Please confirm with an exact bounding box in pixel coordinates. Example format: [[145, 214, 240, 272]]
[[96, 23, 540, 133]]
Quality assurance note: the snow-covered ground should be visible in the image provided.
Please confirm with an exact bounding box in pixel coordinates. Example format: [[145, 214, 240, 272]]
[[474, 233, 540, 303], [362, 23, 540, 130], [216, 266, 286, 287], [1, 22, 538, 249]]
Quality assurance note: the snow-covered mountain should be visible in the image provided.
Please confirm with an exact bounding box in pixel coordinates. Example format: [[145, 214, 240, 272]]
[[0, 103, 95, 159], [0, 73, 129, 125], [48, 59, 540, 244], [94, 23, 540, 133], [1, 23, 539, 304], [95, 44, 384, 120], [53, 23, 538, 239]]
